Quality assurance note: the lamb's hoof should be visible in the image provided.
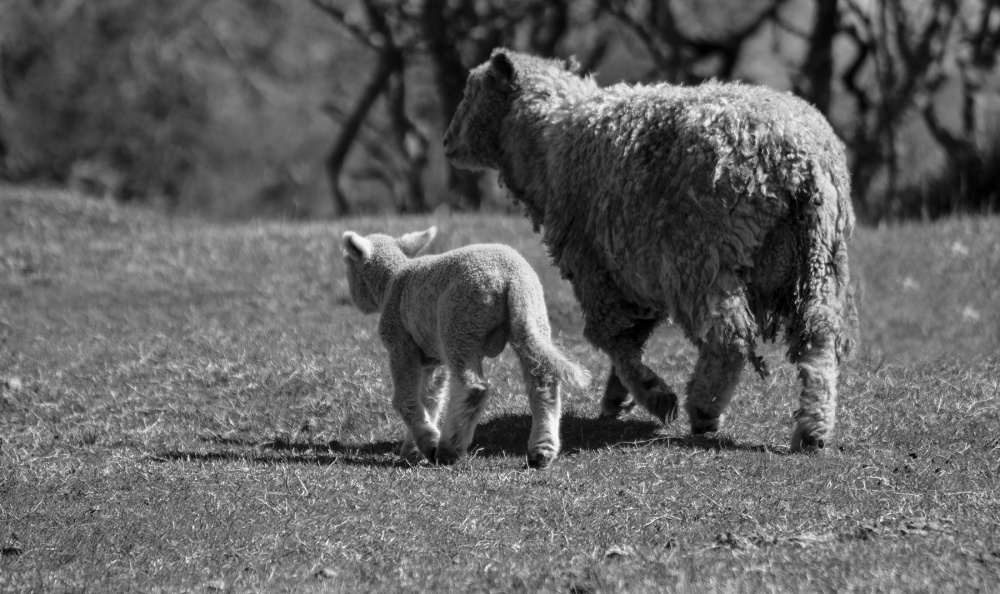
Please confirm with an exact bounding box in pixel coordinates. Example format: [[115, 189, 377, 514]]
[[790, 427, 827, 453], [397, 441, 423, 463], [434, 445, 462, 465], [417, 437, 440, 464], [526, 449, 557, 470]]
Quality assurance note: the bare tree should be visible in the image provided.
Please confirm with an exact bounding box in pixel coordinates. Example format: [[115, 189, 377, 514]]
[[310, 0, 428, 216], [599, 0, 792, 82], [795, 0, 840, 115], [915, 0, 1000, 217], [840, 0, 966, 220]]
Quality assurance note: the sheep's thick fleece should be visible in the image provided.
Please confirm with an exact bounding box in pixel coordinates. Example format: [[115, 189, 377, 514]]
[[444, 49, 858, 452]]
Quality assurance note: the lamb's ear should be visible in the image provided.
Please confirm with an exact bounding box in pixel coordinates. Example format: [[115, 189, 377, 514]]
[[488, 49, 515, 89], [396, 227, 437, 258], [341, 231, 372, 262]]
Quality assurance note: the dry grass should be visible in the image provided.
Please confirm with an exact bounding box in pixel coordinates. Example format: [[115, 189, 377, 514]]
[[1, 185, 999, 592]]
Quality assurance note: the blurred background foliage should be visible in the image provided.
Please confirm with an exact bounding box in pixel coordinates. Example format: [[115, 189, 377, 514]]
[[0, 0, 998, 223]]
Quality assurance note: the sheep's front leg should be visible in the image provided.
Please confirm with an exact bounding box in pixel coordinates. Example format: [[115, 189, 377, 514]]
[[586, 317, 678, 423], [685, 345, 747, 435], [599, 368, 635, 419], [388, 349, 440, 463], [684, 290, 754, 434]]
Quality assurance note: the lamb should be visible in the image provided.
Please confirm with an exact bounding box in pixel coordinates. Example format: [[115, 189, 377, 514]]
[[443, 48, 858, 452], [341, 226, 590, 467]]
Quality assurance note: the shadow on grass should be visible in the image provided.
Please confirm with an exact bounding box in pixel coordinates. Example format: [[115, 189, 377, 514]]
[[150, 436, 412, 469], [475, 413, 783, 457], [151, 414, 781, 468]]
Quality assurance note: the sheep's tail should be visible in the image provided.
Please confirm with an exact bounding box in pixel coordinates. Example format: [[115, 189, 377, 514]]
[[508, 279, 592, 391], [792, 161, 859, 363]]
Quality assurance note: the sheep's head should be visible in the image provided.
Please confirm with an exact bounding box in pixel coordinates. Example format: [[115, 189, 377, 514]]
[[444, 48, 588, 173], [443, 50, 520, 171], [341, 227, 438, 314]]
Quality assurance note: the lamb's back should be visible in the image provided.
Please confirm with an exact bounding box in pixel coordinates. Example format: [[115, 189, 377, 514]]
[[392, 245, 537, 355]]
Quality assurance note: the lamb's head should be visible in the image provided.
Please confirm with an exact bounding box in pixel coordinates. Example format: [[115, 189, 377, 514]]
[[444, 48, 590, 173], [341, 227, 438, 314]]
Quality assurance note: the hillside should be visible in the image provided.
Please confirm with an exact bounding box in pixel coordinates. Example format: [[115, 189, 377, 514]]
[[1, 186, 998, 592]]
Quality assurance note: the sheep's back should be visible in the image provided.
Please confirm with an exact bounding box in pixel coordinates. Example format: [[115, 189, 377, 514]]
[[543, 80, 848, 313]]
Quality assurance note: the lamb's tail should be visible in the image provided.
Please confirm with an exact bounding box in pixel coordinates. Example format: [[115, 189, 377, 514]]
[[528, 334, 592, 391], [507, 279, 591, 391]]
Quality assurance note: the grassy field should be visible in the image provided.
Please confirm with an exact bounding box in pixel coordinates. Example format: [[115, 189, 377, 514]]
[[1, 185, 998, 593]]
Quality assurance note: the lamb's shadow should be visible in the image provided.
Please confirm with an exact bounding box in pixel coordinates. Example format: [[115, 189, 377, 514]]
[[150, 435, 414, 468]]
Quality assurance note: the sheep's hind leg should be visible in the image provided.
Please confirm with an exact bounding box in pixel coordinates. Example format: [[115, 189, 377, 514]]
[[520, 359, 563, 469], [436, 361, 490, 465], [790, 304, 840, 453]]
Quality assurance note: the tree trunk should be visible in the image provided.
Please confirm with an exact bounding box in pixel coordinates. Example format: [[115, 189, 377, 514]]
[[421, 0, 484, 210], [386, 68, 428, 213], [798, 0, 839, 115], [323, 47, 399, 216]]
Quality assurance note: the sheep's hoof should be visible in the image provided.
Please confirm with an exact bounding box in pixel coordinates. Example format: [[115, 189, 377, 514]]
[[599, 397, 636, 419], [690, 415, 721, 435], [790, 427, 827, 453], [526, 449, 557, 470], [646, 389, 679, 424]]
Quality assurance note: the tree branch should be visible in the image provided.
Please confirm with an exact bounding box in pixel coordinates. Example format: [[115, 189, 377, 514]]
[[308, 0, 379, 48], [322, 45, 400, 215]]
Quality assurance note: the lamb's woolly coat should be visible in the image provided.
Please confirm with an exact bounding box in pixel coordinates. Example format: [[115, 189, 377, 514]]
[[444, 49, 858, 451], [342, 227, 589, 467]]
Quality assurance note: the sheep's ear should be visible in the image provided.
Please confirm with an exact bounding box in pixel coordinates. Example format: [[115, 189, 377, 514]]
[[489, 49, 515, 87], [564, 55, 584, 77], [342, 231, 372, 262], [397, 227, 437, 258]]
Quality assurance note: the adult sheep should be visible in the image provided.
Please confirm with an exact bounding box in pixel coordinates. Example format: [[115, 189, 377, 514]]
[[443, 49, 858, 452]]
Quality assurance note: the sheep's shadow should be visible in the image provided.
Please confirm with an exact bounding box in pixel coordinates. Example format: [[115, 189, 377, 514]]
[[473, 413, 782, 457], [152, 413, 781, 469]]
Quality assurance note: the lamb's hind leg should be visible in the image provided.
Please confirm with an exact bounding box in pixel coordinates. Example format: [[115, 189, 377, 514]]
[[436, 361, 490, 465], [685, 291, 753, 434], [398, 365, 448, 461], [519, 359, 562, 469], [388, 350, 440, 463]]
